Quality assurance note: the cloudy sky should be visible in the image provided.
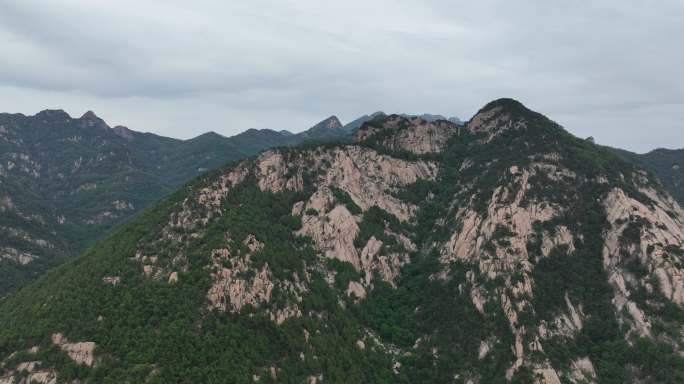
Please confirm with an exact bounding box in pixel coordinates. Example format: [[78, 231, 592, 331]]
[[1, 1, 682, 152]]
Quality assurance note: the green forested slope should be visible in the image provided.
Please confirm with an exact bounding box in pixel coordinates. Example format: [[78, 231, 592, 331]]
[[0, 111, 347, 296], [1, 100, 683, 383]]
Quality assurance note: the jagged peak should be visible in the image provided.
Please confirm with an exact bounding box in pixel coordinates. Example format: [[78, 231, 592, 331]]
[[312, 115, 343, 130], [78, 110, 110, 130], [296, 115, 348, 141], [80, 110, 100, 120]]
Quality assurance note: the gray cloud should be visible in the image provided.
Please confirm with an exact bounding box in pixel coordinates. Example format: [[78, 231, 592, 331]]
[[0, 0, 682, 152]]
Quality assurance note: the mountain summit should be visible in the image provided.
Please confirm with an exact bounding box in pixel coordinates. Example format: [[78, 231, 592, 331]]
[[1, 100, 684, 383], [79, 111, 109, 130], [297, 115, 345, 140], [314, 115, 343, 130]]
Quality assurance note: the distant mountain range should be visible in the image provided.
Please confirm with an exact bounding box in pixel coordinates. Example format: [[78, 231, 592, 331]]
[[0, 109, 463, 295]]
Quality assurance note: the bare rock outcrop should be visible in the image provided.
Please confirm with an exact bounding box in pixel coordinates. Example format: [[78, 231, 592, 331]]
[[0, 361, 57, 384], [441, 162, 577, 380], [567, 357, 597, 383], [207, 235, 273, 312], [0, 247, 36, 265], [102, 276, 120, 286], [51, 333, 96, 367], [288, 146, 433, 290], [466, 99, 535, 143], [601, 186, 684, 339], [206, 234, 306, 324], [355, 115, 459, 154]]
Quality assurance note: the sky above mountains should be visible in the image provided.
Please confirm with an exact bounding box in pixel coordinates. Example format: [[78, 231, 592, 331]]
[[1, 1, 682, 153]]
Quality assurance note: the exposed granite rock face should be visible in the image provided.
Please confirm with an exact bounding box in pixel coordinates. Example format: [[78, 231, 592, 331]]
[[256, 150, 305, 193], [355, 115, 459, 154], [207, 234, 275, 313], [0, 248, 36, 265], [261, 146, 437, 220], [441, 163, 575, 276], [131, 141, 434, 324], [465, 99, 534, 143], [602, 185, 684, 338], [289, 146, 433, 287], [439, 161, 578, 381], [569, 357, 597, 383], [0, 361, 57, 384], [51, 333, 96, 367], [1, 347, 49, 384], [205, 232, 307, 325], [347, 281, 367, 299], [432, 101, 619, 382]]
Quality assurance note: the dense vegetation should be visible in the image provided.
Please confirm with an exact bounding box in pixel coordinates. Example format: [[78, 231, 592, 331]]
[[1, 100, 683, 383], [0, 175, 397, 383], [0, 110, 350, 297]]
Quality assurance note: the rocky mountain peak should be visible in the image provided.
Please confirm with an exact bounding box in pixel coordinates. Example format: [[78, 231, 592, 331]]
[[466, 98, 551, 142], [314, 115, 343, 130], [112, 125, 135, 140], [296, 115, 347, 141], [355, 114, 460, 154], [78, 110, 109, 130]]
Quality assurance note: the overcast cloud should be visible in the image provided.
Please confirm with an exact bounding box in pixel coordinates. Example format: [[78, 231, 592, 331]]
[[0, 0, 682, 152]]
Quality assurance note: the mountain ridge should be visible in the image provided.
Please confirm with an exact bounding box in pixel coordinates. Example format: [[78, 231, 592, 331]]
[[1, 99, 683, 383], [0, 111, 349, 296]]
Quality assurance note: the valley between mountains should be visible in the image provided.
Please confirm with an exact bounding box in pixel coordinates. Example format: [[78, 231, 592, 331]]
[[1, 99, 684, 383]]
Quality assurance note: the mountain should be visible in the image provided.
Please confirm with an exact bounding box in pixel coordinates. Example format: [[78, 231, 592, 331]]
[[343, 113, 463, 134], [613, 147, 684, 206], [399, 114, 463, 125], [0, 112, 347, 296], [295, 116, 347, 141], [343, 111, 387, 132], [2, 99, 683, 383]]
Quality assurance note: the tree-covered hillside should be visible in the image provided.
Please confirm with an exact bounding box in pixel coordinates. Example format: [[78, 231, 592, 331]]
[[0, 110, 348, 296], [1, 100, 683, 383]]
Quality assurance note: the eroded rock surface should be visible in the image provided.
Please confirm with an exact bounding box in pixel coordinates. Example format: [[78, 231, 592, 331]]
[[602, 186, 684, 338], [355, 115, 459, 154], [51, 333, 96, 367]]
